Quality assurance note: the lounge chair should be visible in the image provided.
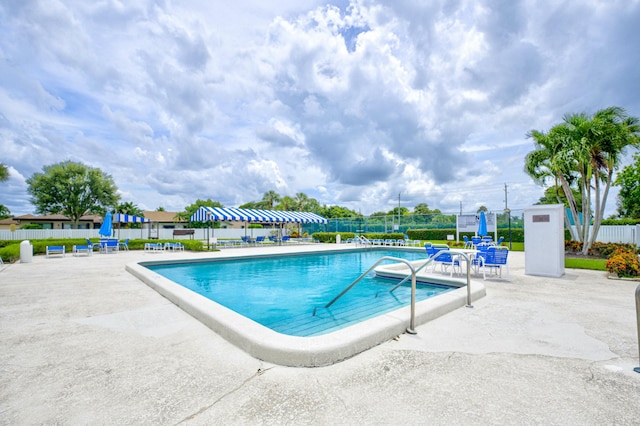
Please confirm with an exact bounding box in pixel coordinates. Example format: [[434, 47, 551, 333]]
[[144, 242, 164, 252], [72, 245, 92, 257], [463, 236, 472, 249], [86, 239, 100, 252], [480, 247, 510, 280], [165, 242, 184, 251], [425, 244, 461, 277], [471, 243, 492, 273], [255, 236, 267, 244], [100, 239, 119, 254], [118, 239, 130, 251], [491, 236, 504, 246], [281, 236, 291, 243], [46, 246, 65, 258]]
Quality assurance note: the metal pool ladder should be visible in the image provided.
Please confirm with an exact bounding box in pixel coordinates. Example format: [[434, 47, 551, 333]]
[[313, 256, 418, 333], [313, 252, 473, 334], [313, 252, 474, 335], [382, 251, 474, 309]]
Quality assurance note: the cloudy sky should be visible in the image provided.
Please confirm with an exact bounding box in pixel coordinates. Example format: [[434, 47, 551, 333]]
[[1, 0, 639, 217]]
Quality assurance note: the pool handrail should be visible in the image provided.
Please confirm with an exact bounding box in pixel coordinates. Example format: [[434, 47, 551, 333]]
[[635, 283, 640, 374], [355, 235, 372, 247], [382, 250, 473, 308], [314, 256, 419, 334]]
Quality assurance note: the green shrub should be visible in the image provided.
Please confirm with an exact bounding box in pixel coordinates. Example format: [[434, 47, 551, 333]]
[[0, 244, 20, 263], [407, 228, 526, 242], [606, 247, 640, 277]]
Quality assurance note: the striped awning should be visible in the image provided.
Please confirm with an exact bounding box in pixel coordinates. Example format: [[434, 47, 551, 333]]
[[113, 213, 150, 223], [190, 206, 327, 224]]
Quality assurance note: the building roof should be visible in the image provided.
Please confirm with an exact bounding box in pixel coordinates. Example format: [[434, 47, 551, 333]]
[[13, 214, 103, 223], [142, 211, 185, 223]]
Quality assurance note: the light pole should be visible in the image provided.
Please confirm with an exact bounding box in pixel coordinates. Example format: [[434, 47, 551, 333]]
[[505, 208, 512, 249]]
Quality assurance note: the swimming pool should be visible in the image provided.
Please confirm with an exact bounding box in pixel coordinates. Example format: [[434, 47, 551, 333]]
[[127, 245, 486, 366], [145, 249, 454, 336]]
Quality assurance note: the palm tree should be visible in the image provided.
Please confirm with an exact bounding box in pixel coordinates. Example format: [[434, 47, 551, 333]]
[[277, 196, 296, 211], [261, 191, 280, 209], [525, 107, 640, 254], [0, 163, 9, 182], [294, 192, 309, 211], [525, 124, 581, 241]]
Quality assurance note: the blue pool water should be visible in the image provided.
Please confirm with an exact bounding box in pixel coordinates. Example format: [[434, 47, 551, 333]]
[[146, 249, 455, 336]]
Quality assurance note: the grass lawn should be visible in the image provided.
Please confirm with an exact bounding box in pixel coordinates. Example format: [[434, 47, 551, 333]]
[[430, 240, 607, 271], [564, 257, 608, 271]]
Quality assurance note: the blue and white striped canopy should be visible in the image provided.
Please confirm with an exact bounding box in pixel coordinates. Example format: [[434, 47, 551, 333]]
[[190, 206, 327, 224], [113, 213, 150, 223]]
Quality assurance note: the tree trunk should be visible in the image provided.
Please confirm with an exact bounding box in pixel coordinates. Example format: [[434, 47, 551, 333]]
[[558, 174, 580, 241]]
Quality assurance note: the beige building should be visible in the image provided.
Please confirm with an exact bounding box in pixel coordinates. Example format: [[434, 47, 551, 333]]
[[3, 214, 102, 230]]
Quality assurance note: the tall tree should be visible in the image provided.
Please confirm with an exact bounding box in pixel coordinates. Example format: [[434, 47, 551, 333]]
[[261, 190, 280, 209], [0, 163, 9, 182], [180, 199, 224, 227], [116, 201, 145, 228], [0, 204, 10, 219], [525, 107, 640, 253], [117, 201, 144, 216], [0, 163, 10, 218], [615, 153, 640, 218], [26, 161, 119, 228], [276, 195, 296, 211], [294, 192, 310, 211], [537, 185, 582, 210]]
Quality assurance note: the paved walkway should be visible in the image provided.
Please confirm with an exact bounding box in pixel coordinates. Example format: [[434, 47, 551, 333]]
[[1, 245, 639, 425]]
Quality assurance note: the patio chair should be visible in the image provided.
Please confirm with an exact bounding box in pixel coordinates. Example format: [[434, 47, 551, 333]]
[[471, 236, 482, 248], [168, 242, 184, 251], [72, 245, 92, 257], [46, 246, 65, 258], [118, 239, 130, 251], [87, 239, 100, 252], [463, 236, 472, 249], [491, 236, 504, 246], [101, 239, 119, 254], [480, 247, 510, 280], [425, 245, 461, 277]]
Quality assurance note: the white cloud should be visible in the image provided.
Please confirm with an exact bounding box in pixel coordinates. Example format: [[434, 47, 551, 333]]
[[0, 0, 638, 217]]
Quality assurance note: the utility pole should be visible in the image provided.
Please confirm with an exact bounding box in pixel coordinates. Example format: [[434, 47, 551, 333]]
[[504, 183, 512, 249], [397, 192, 401, 233]]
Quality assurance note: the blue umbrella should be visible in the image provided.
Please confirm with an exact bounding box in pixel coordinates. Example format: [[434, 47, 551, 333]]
[[99, 211, 113, 237], [477, 211, 487, 236]]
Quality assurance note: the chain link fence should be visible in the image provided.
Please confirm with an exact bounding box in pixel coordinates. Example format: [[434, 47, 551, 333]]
[[301, 210, 526, 235]]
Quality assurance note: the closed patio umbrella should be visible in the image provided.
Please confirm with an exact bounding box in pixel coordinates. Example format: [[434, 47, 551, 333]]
[[477, 211, 487, 236], [99, 211, 113, 238]]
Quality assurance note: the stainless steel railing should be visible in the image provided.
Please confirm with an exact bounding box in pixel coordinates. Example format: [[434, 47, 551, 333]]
[[313, 256, 419, 334], [380, 250, 473, 308], [635, 283, 640, 374]]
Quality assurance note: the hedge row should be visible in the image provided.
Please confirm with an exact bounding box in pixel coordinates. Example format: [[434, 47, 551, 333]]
[[311, 232, 407, 243], [0, 238, 205, 263], [405, 228, 534, 243]]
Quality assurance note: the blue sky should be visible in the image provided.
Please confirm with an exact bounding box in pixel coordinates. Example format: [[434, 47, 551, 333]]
[[1, 0, 639, 216]]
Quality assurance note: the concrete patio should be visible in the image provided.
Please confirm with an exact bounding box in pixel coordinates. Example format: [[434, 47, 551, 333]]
[[1, 245, 639, 425]]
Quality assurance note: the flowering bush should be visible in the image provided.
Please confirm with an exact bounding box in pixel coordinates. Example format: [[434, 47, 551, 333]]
[[606, 247, 640, 278]]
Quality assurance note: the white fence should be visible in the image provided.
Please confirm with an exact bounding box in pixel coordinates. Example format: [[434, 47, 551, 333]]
[[0, 227, 275, 242], [575, 225, 640, 245], [2, 225, 639, 245]]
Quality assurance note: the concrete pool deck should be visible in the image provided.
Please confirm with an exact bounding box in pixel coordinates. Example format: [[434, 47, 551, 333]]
[[1, 244, 639, 424]]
